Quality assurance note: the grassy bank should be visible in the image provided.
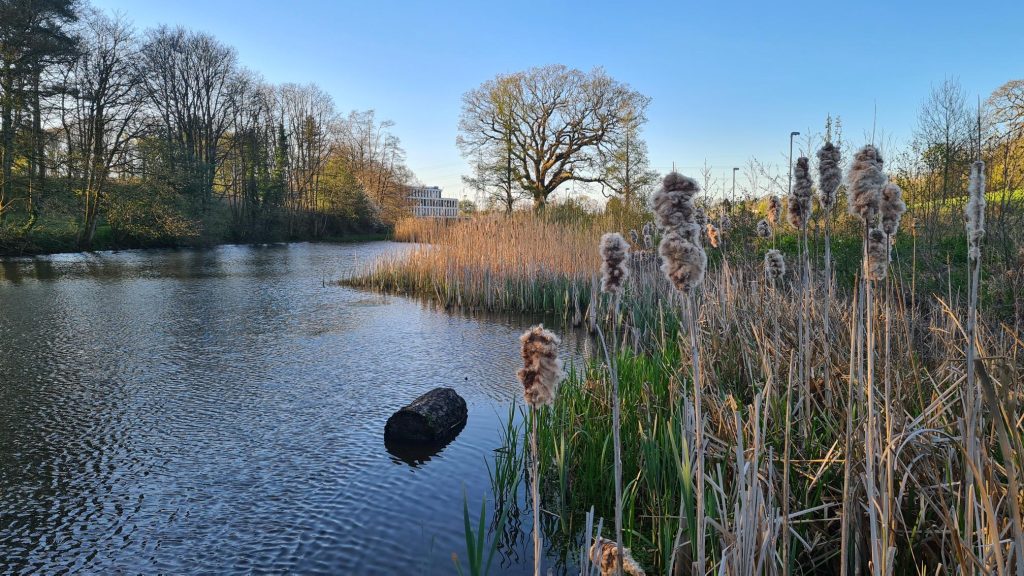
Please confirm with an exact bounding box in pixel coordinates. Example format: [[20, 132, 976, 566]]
[[0, 183, 388, 257]]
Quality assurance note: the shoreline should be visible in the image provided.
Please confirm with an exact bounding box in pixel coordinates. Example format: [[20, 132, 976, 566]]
[[0, 232, 392, 259]]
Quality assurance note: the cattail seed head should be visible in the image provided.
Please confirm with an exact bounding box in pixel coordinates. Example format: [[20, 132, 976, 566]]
[[756, 219, 772, 238], [764, 249, 785, 281], [661, 172, 701, 197], [767, 195, 782, 227], [706, 223, 720, 247], [788, 156, 814, 229], [589, 538, 646, 576], [816, 141, 842, 211], [865, 228, 890, 281], [880, 181, 907, 236], [966, 160, 986, 260], [651, 175, 700, 231], [848, 145, 886, 227], [659, 228, 707, 293], [694, 206, 708, 228], [517, 325, 565, 409], [599, 232, 631, 294]]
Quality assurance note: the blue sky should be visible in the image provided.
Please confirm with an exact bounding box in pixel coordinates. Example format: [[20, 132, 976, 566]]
[[92, 0, 1022, 202]]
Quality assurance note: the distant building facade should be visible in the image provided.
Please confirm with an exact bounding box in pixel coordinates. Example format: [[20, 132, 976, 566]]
[[407, 185, 458, 218]]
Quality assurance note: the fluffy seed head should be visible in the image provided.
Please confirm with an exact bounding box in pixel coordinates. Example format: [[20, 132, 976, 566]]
[[661, 172, 701, 196], [767, 195, 782, 226], [788, 157, 814, 229], [628, 229, 639, 245], [966, 160, 986, 260], [816, 142, 842, 210], [658, 228, 707, 293], [880, 181, 907, 236], [865, 228, 890, 281], [651, 175, 700, 231], [589, 538, 647, 576], [599, 232, 631, 294], [706, 223, 720, 247], [787, 196, 812, 229], [719, 212, 731, 231], [517, 325, 564, 408], [694, 206, 708, 228], [764, 249, 785, 281], [847, 145, 886, 226], [756, 219, 772, 238]]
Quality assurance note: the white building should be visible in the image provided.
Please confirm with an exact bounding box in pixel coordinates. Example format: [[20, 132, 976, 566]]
[[407, 186, 458, 219]]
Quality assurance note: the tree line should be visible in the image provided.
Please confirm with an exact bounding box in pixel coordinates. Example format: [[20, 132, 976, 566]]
[[0, 1, 415, 252]]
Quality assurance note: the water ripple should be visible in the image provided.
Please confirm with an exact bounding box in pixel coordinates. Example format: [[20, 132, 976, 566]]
[[0, 242, 583, 575]]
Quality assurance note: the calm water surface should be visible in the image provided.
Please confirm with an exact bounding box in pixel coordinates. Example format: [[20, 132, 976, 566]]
[[0, 242, 587, 575]]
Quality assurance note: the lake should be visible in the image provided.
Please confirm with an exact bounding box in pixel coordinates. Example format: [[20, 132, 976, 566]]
[[0, 242, 588, 575]]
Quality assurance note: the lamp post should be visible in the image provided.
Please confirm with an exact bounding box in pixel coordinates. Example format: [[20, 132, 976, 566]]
[[788, 131, 800, 197], [790, 133, 798, 198]]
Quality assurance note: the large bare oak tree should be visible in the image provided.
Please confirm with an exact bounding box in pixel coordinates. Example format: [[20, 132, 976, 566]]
[[458, 64, 648, 211]]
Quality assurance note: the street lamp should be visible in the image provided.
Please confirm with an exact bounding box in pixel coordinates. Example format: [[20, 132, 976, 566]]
[[788, 131, 800, 198]]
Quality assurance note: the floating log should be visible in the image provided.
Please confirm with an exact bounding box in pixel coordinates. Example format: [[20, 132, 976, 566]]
[[384, 387, 467, 443]]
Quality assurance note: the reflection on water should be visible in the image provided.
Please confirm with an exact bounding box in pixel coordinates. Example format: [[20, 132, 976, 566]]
[[384, 419, 467, 468], [0, 242, 590, 575]]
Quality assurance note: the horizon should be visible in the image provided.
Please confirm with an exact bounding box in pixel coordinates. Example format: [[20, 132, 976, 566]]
[[90, 0, 1022, 203]]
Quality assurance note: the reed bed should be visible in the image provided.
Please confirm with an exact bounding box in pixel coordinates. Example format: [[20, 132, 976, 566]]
[[348, 174, 1022, 576], [519, 259, 1021, 575], [347, 214, 603, 316]]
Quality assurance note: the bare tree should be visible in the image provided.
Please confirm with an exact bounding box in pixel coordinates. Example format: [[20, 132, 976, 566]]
[[599, 100, 658, 208], [59, 11, 144, 248], [337, 109, 411, 223], [278, 82, 337, 231], [914, 77, 972, 210], [985, 80, 1024, 267], [458, 65, 648, 210], [138, 25, 240, 207]]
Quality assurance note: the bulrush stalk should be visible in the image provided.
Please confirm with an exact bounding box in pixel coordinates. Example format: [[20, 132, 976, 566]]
[[846, 144, 889, 576], [876, 178, 905, 571], [786, 157, 814, 570], [764, 249, 785, 396], [963, 160, 986, 559], [817, 141, 842, 333], [598, 232, 631, 575], [653, 172, 708, 576], [517, 325, 565, 576]]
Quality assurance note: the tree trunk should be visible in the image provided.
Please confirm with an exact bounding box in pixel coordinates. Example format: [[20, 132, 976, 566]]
[[384, 387, 467, 443], [1, 70, 14, 222]]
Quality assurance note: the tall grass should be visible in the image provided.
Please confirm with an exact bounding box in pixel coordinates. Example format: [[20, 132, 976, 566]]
[[349, 177, 1022, 575], [346, 214, 602, 316]]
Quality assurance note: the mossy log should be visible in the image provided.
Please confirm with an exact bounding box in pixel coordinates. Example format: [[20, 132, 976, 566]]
[[384, 387, 467, 443]]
